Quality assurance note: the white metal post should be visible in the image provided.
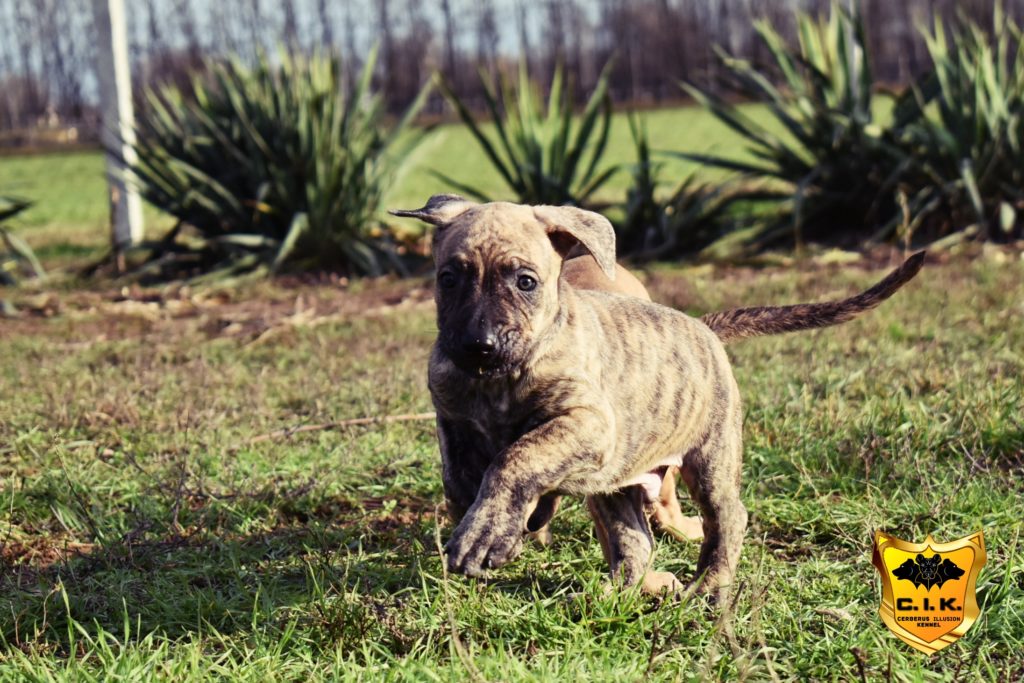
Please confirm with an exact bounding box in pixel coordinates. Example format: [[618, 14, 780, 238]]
[[92, 0, 143, 251]]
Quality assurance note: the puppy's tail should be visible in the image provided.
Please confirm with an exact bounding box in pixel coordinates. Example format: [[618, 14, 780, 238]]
[[701, 252, 925, 343]]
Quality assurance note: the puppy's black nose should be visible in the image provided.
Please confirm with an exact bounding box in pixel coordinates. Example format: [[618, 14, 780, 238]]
[[462, 335, 496, 356]]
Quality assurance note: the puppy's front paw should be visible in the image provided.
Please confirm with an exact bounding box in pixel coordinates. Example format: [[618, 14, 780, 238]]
[[444, 507, 524, 577]]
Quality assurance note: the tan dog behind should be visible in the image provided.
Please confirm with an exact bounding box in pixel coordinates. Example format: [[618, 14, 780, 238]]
[[392, 195, 924, 597]]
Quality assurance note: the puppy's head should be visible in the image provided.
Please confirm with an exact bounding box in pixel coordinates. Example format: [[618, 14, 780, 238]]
[[391, 194, 616, 378]]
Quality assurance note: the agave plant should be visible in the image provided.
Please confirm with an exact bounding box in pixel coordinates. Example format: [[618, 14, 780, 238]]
[[618, 114, 735, 259], [0, 197, 45, 286], [678, 3, 912, 249], [895, 5, 1024, 241], [131, 47, 428, 277], [436, 61, 616, 206]]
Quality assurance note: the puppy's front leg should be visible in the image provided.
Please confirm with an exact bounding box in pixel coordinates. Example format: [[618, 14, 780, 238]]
[[445, 409, 613, 576], [437, 417, 490, 523]]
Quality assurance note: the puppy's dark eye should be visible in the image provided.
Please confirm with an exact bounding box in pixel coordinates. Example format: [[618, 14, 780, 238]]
[[438, 271, 458, 289], [516, 274, 537, 292]]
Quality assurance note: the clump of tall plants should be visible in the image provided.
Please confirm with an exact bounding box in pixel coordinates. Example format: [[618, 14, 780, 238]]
[[618, 114, 736, 259], [436, 61, 616, 206], [680, 3, 912, 251], [683, 1, 1024, 253], [130, 47, 428, 277], [897, 6, 1024, 241]]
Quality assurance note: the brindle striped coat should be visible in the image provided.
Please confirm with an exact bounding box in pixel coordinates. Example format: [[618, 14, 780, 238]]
[[392, 195, 924, 595]]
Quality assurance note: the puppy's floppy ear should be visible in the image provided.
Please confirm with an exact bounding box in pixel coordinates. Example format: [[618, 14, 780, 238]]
[[389, 194, 476, 226], [533, 205, 617, 281]]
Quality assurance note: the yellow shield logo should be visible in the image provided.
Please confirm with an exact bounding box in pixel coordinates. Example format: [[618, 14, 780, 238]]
[[872, 531, 986, 654]]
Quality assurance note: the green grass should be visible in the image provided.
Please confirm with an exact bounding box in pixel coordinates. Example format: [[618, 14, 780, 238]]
[[0, 151, 175, 268], [0, 104, 781, 271], [2, 252, 1022, 680], [394, 105, 767, 208]]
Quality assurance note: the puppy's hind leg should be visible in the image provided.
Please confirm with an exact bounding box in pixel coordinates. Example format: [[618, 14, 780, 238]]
[[526, 493, 561, 547], [680, 419, 747, 599], [588, 487, 683, 595], [648, 466, 704, 542]]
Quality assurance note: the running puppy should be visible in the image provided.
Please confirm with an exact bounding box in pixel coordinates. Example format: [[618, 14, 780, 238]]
[[392, 195, 924, 595]]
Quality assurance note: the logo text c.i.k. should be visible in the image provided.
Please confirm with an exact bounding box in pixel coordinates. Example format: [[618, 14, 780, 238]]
[[872, 531, 986, 654]]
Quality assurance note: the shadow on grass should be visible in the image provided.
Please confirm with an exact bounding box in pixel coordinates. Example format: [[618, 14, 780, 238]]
[[1, 497, 441, 655]]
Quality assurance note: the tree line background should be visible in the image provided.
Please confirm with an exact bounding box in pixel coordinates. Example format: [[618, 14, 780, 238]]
[[0, 0, 1018, 145]]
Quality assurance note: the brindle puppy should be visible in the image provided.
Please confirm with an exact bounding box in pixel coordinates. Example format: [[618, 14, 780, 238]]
[[392, 194, 924, 595]]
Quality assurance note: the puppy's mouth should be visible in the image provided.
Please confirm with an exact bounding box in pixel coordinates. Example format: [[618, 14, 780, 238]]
[[445, 348, 520, 379], [451, 356, 517, 379]]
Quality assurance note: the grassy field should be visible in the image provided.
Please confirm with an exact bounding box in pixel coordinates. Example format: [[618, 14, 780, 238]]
[[2, 247, 1022, 679], [2, 103, 1022, 679], [0, 104, 776, 272]]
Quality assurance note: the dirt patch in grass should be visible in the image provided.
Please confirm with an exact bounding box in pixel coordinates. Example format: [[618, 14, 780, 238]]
[[1, 533, 96, 570], [2, 275, 435, 346], [5, 243, 1020, 347]]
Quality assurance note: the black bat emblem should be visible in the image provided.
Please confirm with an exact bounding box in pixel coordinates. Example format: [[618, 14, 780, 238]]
[[892, 553, 965, 590]]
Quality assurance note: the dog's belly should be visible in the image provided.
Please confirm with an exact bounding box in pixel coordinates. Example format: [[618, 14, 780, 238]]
[[620, 454, 686, 501], [621, 470, 665, 502]]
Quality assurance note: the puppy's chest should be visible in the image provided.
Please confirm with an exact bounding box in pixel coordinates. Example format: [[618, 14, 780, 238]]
[[433, 380, 547, 453]]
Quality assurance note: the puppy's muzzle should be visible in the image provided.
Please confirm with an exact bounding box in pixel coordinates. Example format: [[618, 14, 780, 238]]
[[445, 329, 505, 375], [460, 331, 497, 361]]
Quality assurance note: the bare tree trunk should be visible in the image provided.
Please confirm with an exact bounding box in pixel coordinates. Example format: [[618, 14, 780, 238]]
[[172, 0, 200, 53], [515, 0, 531, 74], [144, 0, 163, 56], [4, 0, 1024, 134], [543, 0, 567, 87], [315, 0, 333, 48], [475, 0, 499, 81], [204, 1, 238, 61], [246, 0, 264, 59], [52, 0, 86, 117], [377, 0, 396, 107], [31, 0, 57, 117], [563, 0, 583, 91], [342, 0, 360, 90], [653, 0, 683, 92], [282, 0, 299, 52], [439, 0, 458, 87], [0, 0, 20, 128]]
